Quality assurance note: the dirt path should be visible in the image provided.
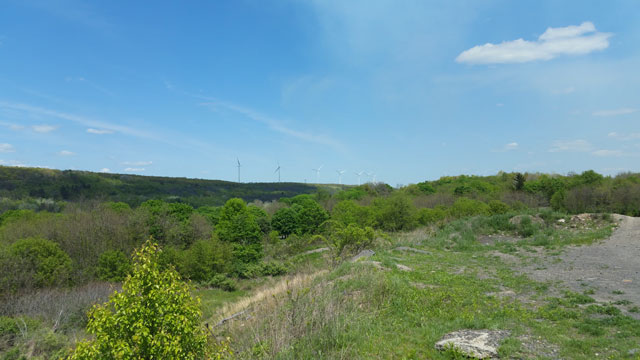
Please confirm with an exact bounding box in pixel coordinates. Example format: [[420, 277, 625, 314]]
[[523, 215, 640, 318]]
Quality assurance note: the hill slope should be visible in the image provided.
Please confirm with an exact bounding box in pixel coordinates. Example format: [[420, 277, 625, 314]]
[[0, 166, 322, 207]]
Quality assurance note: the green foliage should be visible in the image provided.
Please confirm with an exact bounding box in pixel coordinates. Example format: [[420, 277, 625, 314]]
[[416, 181, 436, 194], [2, 237, 72, 288], [516, 216, 537, 237], [0, 209, 36, 227], [289, 196, 329, 235], [235, 261, 289, 279], [216, 198, 262, 246], [513, 173, 526, 191], [271, 207, 299, 237], [551, 189, 567, 211], [320, 221, 375, 260], [416, 207, 447, 225], [448, 198, 490, 219], [372, 195, 416, 231], [95, 250, 132, 282], [205, 274, 238, 292], [69, 241, 209, 359], [248, 205, 271, 234], [488, 200, 509, 215], [181, 238, 232, 283], [196, 206, 222, 226], [331, 200, 374, 227]]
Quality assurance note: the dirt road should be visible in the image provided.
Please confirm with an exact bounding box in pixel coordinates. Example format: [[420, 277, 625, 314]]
[[526, 215, 640, 318]]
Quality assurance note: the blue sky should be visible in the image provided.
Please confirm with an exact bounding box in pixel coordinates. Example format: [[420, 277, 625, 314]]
[[1, 0, 639, 186]]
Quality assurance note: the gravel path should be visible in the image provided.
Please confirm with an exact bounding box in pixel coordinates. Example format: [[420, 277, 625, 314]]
[[526, 215, 640, 318]]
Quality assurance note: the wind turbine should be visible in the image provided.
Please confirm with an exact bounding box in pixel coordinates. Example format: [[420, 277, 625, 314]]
[[274, 162, 281, 183], [354, 170, 364, 185], [236, 158, 241, 183], [336, 170, 346, 185], [312, 165, 323, 184], [366, 171, 375, 183]]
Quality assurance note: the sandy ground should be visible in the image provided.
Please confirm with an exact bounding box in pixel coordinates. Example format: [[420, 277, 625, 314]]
[[524, 215, 640, 318]]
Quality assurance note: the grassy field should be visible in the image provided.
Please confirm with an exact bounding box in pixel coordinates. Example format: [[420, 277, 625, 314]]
[[206, 215, 640, 359]]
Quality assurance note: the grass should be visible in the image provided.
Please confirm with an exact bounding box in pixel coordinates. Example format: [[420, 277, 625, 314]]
[[206, 213, 639, 359]]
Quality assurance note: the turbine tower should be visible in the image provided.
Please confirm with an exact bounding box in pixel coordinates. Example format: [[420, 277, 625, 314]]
[[236, 158, 241, 183], [336, 169, 346, 185], [274, 162, 281, 182], [312, 164, 324, 184], [355, 170, 364, 185]]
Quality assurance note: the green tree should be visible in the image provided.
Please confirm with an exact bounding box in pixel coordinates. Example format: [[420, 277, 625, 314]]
[[271, 206, 299, 237], [372, 195, 416, 231], [95, 250, 131, 282], [7, 237, 72, 288], [216, 198, 262, 263], [513, 173, 526, 191], [69, 241, 209, 359]]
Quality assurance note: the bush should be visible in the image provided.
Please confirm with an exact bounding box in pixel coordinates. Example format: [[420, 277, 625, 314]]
[[95, 250, 131, 282], [234, 261, 288, 279], [320, 221, 376, 260], [517, 216, 537, 237], [2, 237, 72, 289], [416, 207, 447, 225], [206, 274, 238, 292], [271, 207, 299, 237], [372, 195, 417, 231], [181, 238, 232, 283], [449, 198, 490, 219], [488, 200, 509, 215], [69, 241, 210, 359]]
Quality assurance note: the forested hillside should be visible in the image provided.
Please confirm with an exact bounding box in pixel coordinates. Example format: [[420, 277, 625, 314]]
[[0, 166, 321, 207]]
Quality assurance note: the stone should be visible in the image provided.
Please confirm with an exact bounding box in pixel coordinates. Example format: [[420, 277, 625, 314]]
[[301, 247, 329, 255], [396, 264, 412, 271], [351, 249, 375, 262], [395, 246, 431, 255], [435, 329, 510, 359]]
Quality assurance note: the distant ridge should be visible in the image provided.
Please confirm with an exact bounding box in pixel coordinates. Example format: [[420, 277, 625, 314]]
[[0, 166, 322, 207]]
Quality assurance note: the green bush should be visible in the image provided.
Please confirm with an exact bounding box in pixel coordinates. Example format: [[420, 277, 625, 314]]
[[95, 250, 131, 282], [448, 198, 490, 219], [181, 238, 232, 283], [206, 274, 238, 292], [488, 200, 509, 215], [331, 200, 374, 227], [271, 207, 299, 237], [320, 221, 376, 260], [372, 195, 417, 231], [484, 214, 514, 232], [416, 207, 447, 225], [69, 241, 210, 359], [4, 237, 72, 288], [517, 216, 537, 237]]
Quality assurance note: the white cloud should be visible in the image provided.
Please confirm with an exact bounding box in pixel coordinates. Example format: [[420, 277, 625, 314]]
[[457, 22, 611, 64], [592, 149, 623, 157], [123, 161, 152, 166], [57, 150, 75, 156], [124, 167, 145, 172], [99, 168, 111, 173], [608, 132, 640, 141], [504, 142, 518, 151], [87, 128, 114, 134], [0, 122, 24, 130], [0, 143, 15, 153], [31, 124, 57, 133], [549, 139, 592, 152], [592, 108, 637, 117]]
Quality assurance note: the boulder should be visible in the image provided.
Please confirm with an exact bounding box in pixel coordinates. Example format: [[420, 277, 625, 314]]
[[435, 329, 510, 359], [351, 249, 375, 262]]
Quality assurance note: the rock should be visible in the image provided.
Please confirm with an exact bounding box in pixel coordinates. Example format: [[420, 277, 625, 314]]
[[302, 247, 330, 255], [396, 264, 412, 271], [351, 249, 375, 262], [557, 218, 566, 224], [395, 246, 431, 255], [628, 348, 639, 356], [435, 329, 510, 359]]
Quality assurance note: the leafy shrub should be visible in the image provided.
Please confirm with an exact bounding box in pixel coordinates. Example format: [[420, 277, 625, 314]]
[[95, 250, 131, 282], [259, 261, 288, 276], [484, 214, 514, 232], [488, 200, 509, 215], [372, 195, 417, 231], [3, 237, 72, 289], [320, 221, 376, 260], [271, 207, 299, 237], [234, 261, 288, 279], [416, 182, 436, 194], [416, 207, 447, 225], [181, 238, 232, 283], [206, 274, 237, 292], [517, 216, 537, 237], [69, 241, 210, 359], [448, 198, 490, 219], [331, 200, 374, 227], [550, 189, 566, 211]]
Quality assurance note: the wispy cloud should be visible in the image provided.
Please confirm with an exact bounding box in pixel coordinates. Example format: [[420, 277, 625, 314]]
[[87, 128, 114, 134], [592, 149, 623, 157], [549, 139, 592, 152], [0, 143, 15, 153], [99, 168, 111, 173], [65, 76, 115, 97], [592, 108, 637, 117], [0, 101, 155, 139], [31, 124, 58, 133], [504, 142, 518, 151], [457, 22, 611, 64], [57, 150, 75, 156], [123, 161, 152, 166], [199, 99, 346, 152], [0, 122, 24, 131], [608, 132, 640, 141], [124, 167, 145, 172]]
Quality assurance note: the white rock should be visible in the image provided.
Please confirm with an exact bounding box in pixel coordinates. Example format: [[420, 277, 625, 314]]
[[435, 329, 510, 359]]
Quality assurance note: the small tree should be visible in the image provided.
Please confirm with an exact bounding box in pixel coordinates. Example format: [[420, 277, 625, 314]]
[[69, 240, 208, 359], [513, 173, 526, 191]]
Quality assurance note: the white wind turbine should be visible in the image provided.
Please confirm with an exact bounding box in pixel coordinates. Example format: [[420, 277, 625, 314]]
[[336, 169, 346, 185], [312, 165, 324, 184], [274, 162, 281, 182], [236, 158, 242, 183], [354, 170, 364, 185]]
